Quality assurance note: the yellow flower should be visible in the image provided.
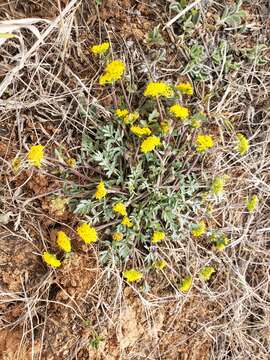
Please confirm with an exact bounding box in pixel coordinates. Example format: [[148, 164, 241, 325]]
[[123, 269, 143, 282], [95, 181, 107, 200], [195, 134, 214, 153], [12, 156, 21, 173], [169, 104, 189, 120], [113, 202, 127, 216], [130, 125, 151, 137], [153, 259, 167, 270], [199, 266, 215, 281], [27, 144, 44, 168], [214, 236, 229, 251], [42, 251, 61, 268], [144, 82, 173, 98], [215, 242, 226, 251], [179, 275, 192, 293], [151, 231, 165, 244], [176, 82, 193, 95], [76, 223, 98, 244], [246, 195, 258, 213], [140, 136, 161, 153], [160, 120, 170, 134], [56, 231, 71, 253], [90, 42, 110, 55], [121, 216, 133, 228], [211, 176, 224, 195], [99, 60, 125, 85], [112, 232, 124, 241], [124, 111, 139, 125], [236, 133, 249, 156], [191, 221, 206, 237], [115, 109, 129, 118], [66, 158, 77, 168]]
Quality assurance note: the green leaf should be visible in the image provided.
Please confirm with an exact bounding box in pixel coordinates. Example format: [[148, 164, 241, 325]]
[[220, 0, 246, 27]]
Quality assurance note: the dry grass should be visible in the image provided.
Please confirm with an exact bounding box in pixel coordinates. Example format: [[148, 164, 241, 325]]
[[0, 0, 270, 359]]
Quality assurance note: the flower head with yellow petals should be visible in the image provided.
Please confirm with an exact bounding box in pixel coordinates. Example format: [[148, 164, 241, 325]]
[[151, 231, 165, 244], [236, 133, 249, 156], [42, 251, 61, 268], [191, 221, 206, 237], [169, 104, 189, 120], [176, 82, 193, 95], [140, 136, 161, 154], [113, 202, 127, 216], [144, 82, 173, 98], [115, 109, 129, 118], [27, 144, 44, 168], [91, 42, 110, 56], [99, 60, 125, 85], [95, 181, 107, 200], [130, 125, 151, 137], [56, 231, 71, 253], [112, 232, 124, 241], [123, 269, 143, 282], [195, 135, 214, 153], [77, 223, 98, 244], [121, 216, 133, 228]]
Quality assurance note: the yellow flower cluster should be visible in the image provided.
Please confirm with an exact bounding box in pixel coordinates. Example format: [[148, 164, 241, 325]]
[[115, 108, 129, 118], [91, 42, 110, 55], [123, 111, 139, 125], [140, 135, 161, 153], [199, 266, 215, 281], [153, 259, 167, 270], [112, 232, 124, 241], [195, 134, 214, 153], [27, 144, 44, 168], [56, 231, 71, 253], [66, 157, 77, 168], [130, 125, 151, 137], [246, 194, 258, 213], [42, 251, 61, 268], [113, 203, 133, 228], [176, 82, 193, 95], [121, 216, 133, 228], [76, 223, 98, 243], [95, 181, 107, 200], [99, 60, 125, 85], [123, 269, 143, 282], [169, 104, 189, 120], [236, 133, 249, 155], [179, 275, 192, 293], [42, 223, 99, 268], [144, 82, 173, 98], [211, 176, 225, 195], [215, 236, 229, 251], [115, 109, 139, 125], [191, 221, 206, 237], [113, 202, 127, 216], [151, 231, 165, 244]]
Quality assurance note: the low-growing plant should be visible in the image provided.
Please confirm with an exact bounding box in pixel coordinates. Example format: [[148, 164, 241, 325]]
[[19, 37, 258, 292]]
